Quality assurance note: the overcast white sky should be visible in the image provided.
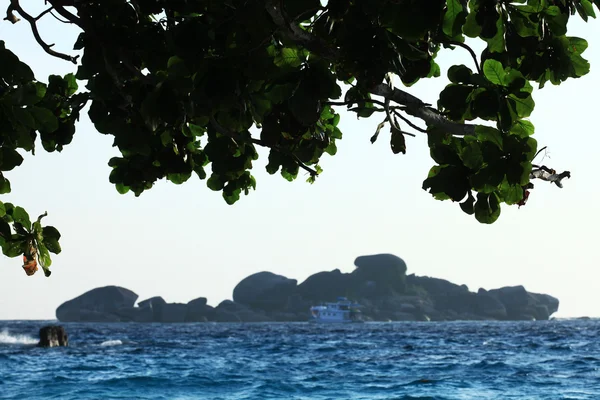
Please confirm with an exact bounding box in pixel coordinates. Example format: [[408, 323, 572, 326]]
[[0, 6, 598, 320]]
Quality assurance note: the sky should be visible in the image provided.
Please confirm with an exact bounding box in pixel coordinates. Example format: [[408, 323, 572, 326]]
[[0, 5, 599, 320]]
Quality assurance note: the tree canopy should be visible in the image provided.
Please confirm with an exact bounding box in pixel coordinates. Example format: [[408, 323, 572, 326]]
[[0, 0, 591, 276]]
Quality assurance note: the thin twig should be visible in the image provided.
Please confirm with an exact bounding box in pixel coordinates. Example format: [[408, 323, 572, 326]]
[[446, 40, 482, 74], [392, 111, 427, 133], [324, 99, 387, 108], [46, 1, 82, 27], [533, 145, 547, 161], [7, 0, 79, 63], [34, 7, 53, 21], [49, 10, 70, 24], [293, 155, 318, 176]]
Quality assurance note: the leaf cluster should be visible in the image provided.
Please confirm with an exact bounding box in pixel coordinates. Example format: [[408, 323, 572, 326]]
[[0, 0, 597, 274]]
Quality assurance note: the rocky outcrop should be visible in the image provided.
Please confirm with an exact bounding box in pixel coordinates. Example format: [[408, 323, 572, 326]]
[[352, 254, 407, 295], [297, 269, 351, 302], [55, 253, 560, 323], [233, 272, 297, 311], [38, 325, 68, 347], [486, 286, 559, 320], [186, 297, 214, 322], [56, 289, 210, 323], [56, 286, 138, 322]]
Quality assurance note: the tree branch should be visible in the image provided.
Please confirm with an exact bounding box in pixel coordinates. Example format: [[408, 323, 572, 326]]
[[45, 1, 82, 27], [391, 111, 427, 134], [265, 0, 339, 60], [6, 0, 79, 63], [3, 4, 19, 23], [369, 84, 477, 136], [530, 167, 571, 188], [34, 7, 54, 21], [325, 99, 387, 108]]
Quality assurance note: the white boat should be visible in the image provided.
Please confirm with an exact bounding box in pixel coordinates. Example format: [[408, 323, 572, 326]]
[[309, 297, 363, 323]]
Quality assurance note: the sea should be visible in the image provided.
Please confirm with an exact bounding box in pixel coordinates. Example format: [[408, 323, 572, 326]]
[[0, 319, 599, 399]]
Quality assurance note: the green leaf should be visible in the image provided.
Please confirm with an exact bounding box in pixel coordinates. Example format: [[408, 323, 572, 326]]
[[508, 94, 535, 118], [167, 172, 191, 184], [0, 148, 24, 171], [568, 37, 588, 55], [281, 158, 299, 181], [274, 48, 303, 68], [13, 107, 36, 129], [474, 192, 501, 224], [0, 201, 5, 218], [64, 73, 78, 96], [447, 65, 473, 84], [582, 0, 596, 18], [188, 123, 206, 136], [37, 241, 52, 268], [463, 10, 481, 37], [460, 192, 475, 215], [115, 183, 130, 194], [0, 220, 10, 240], [167, 56, 190, 76], [30, 106, 59, 133], [501, 182, 524, 205], [423, 165, 470, 201], [390, 126, 406, 154], [483, 59, 505, 85], [470, 161, 506, 193], [460, 142, 483, 170], [12, 207, 31, 230], [12, 82, 46, 105], [207, 174, 224, 191], [510, 120, 535, 137], [0, 175, 11, 194], [325, 141, 338, 155], [42, 226, 61, 241], [475, 126, 503, 150], [485, 14, 506, 53], [2, 239, 26, 258], [506, 161, 532, 186], [443, 0, 464, 37], [223, 187, 241, 205]]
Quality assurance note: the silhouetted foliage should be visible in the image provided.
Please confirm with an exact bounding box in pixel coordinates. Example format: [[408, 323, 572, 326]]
[[1, 0, 589, 274]]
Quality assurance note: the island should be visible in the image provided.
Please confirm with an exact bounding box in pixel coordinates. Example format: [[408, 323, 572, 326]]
[[56, 254, 559, 323]]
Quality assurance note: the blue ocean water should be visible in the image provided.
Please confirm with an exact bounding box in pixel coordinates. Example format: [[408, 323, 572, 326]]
[[0, 320, 599, 399]]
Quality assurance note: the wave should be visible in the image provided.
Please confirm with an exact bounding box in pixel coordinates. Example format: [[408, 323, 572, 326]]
[[100, 339, 123, 347], [0, 329, 37, 345]]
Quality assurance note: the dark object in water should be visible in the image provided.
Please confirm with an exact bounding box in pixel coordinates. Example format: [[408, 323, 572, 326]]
[[38, 325, 68, 347]]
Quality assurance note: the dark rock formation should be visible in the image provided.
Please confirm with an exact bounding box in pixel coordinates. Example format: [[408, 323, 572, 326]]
[[38, 325, 68, 347], [55, 254, 560, 323], [233, 272, 297, 311], [138, 296, 166, 322], [56, 286, 138, 322], [487, 286, 559, 320], [297, 269, 351, 302], [352, 254, 407, 294], [186, 297, 214, 322], [215, 300, 271, 322], [159, 303, 188, 323]]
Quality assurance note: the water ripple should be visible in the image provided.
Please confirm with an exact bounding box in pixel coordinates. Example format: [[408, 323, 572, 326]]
[[0, 320, 599, 399]]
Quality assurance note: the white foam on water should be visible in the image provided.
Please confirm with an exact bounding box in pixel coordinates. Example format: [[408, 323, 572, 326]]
[[100, 339, 123, 347], [0, 329, 38, 345]]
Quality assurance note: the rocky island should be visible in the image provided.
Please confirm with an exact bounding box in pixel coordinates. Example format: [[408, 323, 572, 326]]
[[56, 254, 559, 323]]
